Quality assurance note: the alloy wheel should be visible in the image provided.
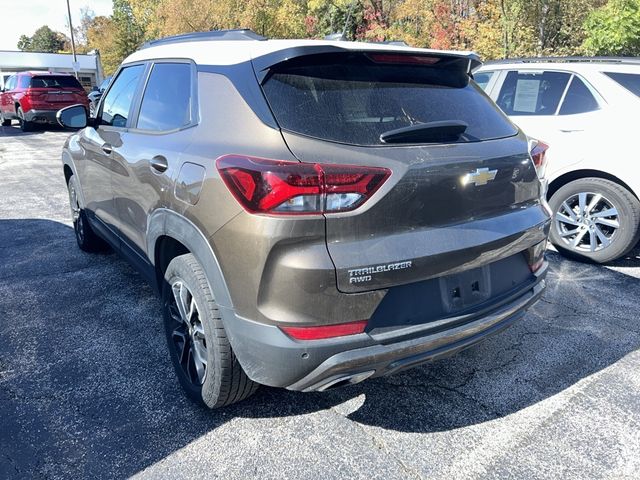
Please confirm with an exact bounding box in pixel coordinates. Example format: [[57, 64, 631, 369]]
[[169, 280, 208, 386], [554, 191, 620, 253]]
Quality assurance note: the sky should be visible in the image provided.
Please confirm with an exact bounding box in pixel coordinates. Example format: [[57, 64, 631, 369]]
[[0, 0, 114, 50]]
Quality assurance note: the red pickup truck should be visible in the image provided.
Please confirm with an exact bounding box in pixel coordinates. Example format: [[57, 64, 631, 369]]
[[0, 71, 89, 132]]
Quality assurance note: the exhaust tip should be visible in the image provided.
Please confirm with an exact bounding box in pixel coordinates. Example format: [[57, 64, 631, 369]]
[[316, 370, 376, 392]]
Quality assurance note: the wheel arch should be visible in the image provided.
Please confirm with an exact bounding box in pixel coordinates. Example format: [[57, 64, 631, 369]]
[[63, 164, 73, 184], [147, 209, 233, 308], [61, 151, 88, 209], [548, 169, 639, 202]]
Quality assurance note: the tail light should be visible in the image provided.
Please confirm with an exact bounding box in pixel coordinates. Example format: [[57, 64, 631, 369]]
[[280, 320, 368, 340], [24, 90, 44, 98], [216, 155, 391, 215], [529, 140, 549, 178]]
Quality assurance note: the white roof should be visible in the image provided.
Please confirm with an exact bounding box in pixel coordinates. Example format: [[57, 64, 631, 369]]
[[124, 39, 477, 66], [477, 60, 640, 74], [0, 50, 99, 71]]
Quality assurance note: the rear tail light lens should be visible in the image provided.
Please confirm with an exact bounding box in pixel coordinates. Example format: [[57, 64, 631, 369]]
[[216, 155, 391, 215], [529, 140, 549, 178], [281, 320, 368, 340]]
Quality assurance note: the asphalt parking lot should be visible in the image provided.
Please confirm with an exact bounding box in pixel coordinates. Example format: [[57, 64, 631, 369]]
[[1, 124, 639, 480]]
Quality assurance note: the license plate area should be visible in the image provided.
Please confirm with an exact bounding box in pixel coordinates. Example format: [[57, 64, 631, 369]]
[[439, 265, 492, 313]]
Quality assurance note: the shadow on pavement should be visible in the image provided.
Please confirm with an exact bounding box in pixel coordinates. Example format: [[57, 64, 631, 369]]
[[1, 218, 639, 478], [0, 124, 65, 137]]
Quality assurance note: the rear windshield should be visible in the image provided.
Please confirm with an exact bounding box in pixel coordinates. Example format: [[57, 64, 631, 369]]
[[29, 75, 83, 89], [261, 52, 517, 145], [604, 72, 640, 98]]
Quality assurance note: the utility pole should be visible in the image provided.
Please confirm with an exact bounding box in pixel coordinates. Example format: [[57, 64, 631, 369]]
[[66, 0, 79, 79]]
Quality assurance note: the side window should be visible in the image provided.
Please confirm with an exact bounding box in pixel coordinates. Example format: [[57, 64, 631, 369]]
[[136, 63, 192, 131], [18, 76, 30, 88], [473, 71, 495, 91], [603, 72, 640, 98], [100, 64, 145, 128], [559, 76, 599, 115], [497, 70, 571, 116], [6, 75, 17, 91]]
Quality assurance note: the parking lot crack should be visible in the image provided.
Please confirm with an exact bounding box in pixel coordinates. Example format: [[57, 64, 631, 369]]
[[331, 406, 426, 480]]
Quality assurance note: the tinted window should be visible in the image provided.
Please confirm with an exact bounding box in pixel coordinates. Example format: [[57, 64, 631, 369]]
[[604, 72, 640, 98], [18, 76, 31, 88], [559, 76, 599, 115], [100, 65, 144, 128], [262, 53, 517, 145], [474, 71, 495, 90], [30, 75, 83, 89], [136, 63, 192, 131], [497, 71, 571, 115]]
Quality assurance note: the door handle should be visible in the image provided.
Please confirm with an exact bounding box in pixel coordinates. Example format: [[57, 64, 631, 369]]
[[101, 143, 113, 154], [559, 129, 584, 133], [149, 155, 169, 174]]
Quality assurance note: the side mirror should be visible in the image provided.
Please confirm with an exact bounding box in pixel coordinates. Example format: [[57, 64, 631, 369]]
[[57, 104, 88, 129]]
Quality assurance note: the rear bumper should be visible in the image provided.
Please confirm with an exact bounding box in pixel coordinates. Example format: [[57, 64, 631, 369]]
[[23, 109, 59, 124], [222, 261, 547, 391]]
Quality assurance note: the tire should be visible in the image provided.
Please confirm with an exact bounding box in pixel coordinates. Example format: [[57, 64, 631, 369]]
[[549, 177, 640, 263], [0, 110, 10, 126], [67, 175, 108, 253], [17, 106, 32, 132], [163, 253, 258, 408]]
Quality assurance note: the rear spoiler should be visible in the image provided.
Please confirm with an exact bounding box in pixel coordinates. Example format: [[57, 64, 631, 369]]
[[252, 45, 482, 84]]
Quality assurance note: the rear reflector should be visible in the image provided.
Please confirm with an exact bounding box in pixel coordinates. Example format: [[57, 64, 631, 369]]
[[216, 155, 390, 215], [526, 240, 547, 273], [529, 258, 545, 273], [280, 320, 368, 340]]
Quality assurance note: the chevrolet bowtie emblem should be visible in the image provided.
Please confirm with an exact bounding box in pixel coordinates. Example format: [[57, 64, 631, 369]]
[[462, 167, 498, 186]]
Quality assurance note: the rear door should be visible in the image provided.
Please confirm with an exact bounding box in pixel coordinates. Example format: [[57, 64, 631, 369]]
[[494, 70, 602, 142], [261, 52, 546, 293], [493, 69, 604, 175]]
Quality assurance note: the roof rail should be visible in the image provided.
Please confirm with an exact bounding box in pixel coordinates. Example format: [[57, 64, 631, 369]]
[[141, 29, 267, 49], [485, 56, 640, 66]]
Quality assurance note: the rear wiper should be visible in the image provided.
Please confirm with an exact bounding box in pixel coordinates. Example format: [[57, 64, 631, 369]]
[[380, 120, 468, 144]]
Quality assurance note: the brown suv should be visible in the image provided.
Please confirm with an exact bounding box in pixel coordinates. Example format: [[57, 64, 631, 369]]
[[57, 30, 550, 408]]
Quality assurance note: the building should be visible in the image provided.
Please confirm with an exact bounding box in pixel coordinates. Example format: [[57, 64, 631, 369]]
[[0, 50, 104, 91]]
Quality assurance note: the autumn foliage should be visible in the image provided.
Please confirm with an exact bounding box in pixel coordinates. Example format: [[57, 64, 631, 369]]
[[23, 0, 640, 75]]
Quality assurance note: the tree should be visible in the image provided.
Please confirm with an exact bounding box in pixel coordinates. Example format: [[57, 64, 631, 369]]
[[583, 0, 640, 56], [16, 25, 65, 53], [69, 6, 97, 52], [87, 16, 121, 75], [112, 0, 145, 61]]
